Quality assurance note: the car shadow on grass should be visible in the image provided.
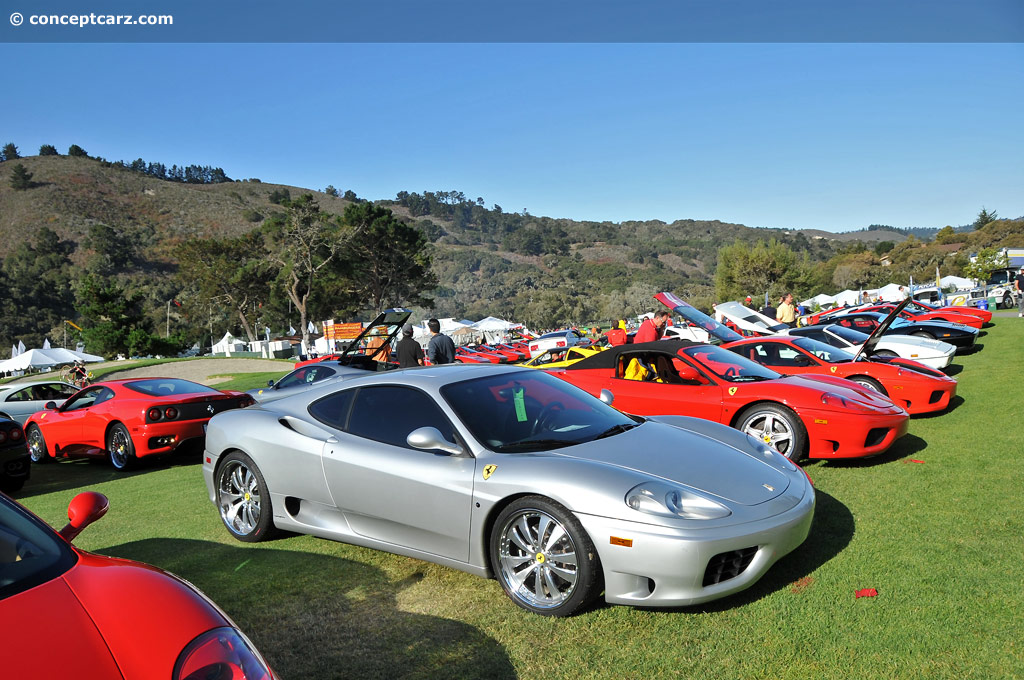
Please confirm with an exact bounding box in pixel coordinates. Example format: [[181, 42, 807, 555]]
[[943, 364, 963, 377], [98, 538, 518, 680], [652, 489, 853, 615], [815, 433, 927, 469], [958, 343, 984, 355], [11, 449, 203, 500], [913, 395, 965, 419]]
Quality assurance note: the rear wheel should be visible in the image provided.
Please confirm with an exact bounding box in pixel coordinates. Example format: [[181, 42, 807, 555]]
[[1003, 293, 1014, 309], [26, 425, 50, 464], [848, 376, 886, 395], [490, 496, 601, 616], [106, 423, 135, 471], [738, 404, 806, 462], [216, 451, 279, 542]]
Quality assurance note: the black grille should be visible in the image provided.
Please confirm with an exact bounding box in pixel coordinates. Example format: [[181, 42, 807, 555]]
[[928, 390, 944, 404], [865, 427, 889, 447], [703, 547, 757, 586]]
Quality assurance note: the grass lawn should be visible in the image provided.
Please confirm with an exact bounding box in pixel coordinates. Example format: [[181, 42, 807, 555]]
[[13, 319, 1024, 679]]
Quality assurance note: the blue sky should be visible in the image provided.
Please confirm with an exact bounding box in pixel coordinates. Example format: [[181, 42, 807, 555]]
[[3, 43, 1022, 232]]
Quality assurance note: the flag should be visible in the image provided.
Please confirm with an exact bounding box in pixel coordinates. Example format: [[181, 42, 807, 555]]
[[909, 275, 914, 294], [10, 345, 17, 358], [17, 340, 26, 355], [288, 325, 297, 336], [936, 265, 941, 289], [42, 338, 51, 349], [264, 326, 271, 341], [307, 321, 315, 333], [173, 299, 182, 307]]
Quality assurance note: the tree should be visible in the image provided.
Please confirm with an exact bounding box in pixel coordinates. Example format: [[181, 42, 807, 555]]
[[324, 185, 339, 197], [38, 144, 58, 156], [340, 203, 437, 312], [82, 224, 136, 275], [962, 247, 1008, 284], [874, 240, 896, 254], [974, 207, 998, 230], [67, 144, 88, 157], [175, 233, 273, 342], [715, 239, 800, 302], [933, 226, 957, 245], [343, 189, 358, 202], [2, 143, 19, 160], [262, 195, 347, 349], [75, 275, 155, 356], [0, 227, 75, 348], [8, 163, 33, 190]]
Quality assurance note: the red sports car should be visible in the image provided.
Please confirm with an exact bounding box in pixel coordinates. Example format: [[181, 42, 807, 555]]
[[454, 346, 505, 364], [24, 378, 253, 470], [549, 339, 909, 462], [724, 336, 957, 415], [1, 490, 275, 679], [906, 299, 992, 324], [855, 303, 984, 329]]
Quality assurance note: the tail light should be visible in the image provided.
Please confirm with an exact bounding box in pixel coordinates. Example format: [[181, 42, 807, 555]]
[[147, 407, 162, 421], [9, 427, 22, 441], [164, 407, 178, 420]]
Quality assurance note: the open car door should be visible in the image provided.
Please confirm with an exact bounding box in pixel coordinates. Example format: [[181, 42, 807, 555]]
[[853, 297, 911, 362], [654, 292, 744, 345], [713, 301, 790, 336]]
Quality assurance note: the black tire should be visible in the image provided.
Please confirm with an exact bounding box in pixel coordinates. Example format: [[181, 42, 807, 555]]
[[106, 423, 135, 471], [26, 425, 50, 464], [0, 476, 25, 494], [490, 495, 601, 617], [848, 375, 887, 396], [872, 350, 898, 358], [911, 331, 934, 340], [216, 451, 279, 542], [737, 403, 807, 462], [1002, 293, 1014, 309]]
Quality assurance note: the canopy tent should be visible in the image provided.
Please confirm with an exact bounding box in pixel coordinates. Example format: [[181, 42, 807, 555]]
[[799, 293, 838, 309], [939, 275, 975, 290], [471, 316, 520, 344], [0, 347, 104, 374], [212, 332, 248, 355], [874, 283, 907, 302]]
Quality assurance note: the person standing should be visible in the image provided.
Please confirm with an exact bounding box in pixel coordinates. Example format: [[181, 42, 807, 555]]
[[396, 323, 424, 368], [776, 293, 797, 328], [426, 318, 456, 365], [1015, 267, 1024, 317], [635, 311, 668, 343], [604, 321, 628, 346]]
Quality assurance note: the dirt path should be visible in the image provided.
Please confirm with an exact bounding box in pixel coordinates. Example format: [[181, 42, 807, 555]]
[[4, 358, 293, 386]]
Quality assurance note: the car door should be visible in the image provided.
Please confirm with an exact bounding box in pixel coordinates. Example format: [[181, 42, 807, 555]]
[[42, 386, 107, 451], [319, 385, 476, 562], [738, 341, 819, 376], [1, 385, 41, 424], [606, 350, 724, 422]]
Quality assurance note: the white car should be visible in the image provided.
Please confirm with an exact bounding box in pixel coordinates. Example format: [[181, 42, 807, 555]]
[[527, 329, 587, 358], [0, 380, 79, 425]]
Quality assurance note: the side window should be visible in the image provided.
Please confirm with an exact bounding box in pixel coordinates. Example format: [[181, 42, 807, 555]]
[[276, 368, 311, 390], [308, 389, 355, 431], [8, 387, 34, 402], [62, 386, 106, 412], [57, 383, 79, 398], [307, 366, 336, 383], [347, 386, 455, 449]]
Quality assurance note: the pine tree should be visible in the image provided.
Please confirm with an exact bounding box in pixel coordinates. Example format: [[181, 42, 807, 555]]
[[9, 163, 33, 190], [38, 144, 58, 156], [1, 142, 19, 160]]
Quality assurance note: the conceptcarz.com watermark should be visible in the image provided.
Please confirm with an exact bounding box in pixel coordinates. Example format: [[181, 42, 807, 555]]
[[10, 11, 173, 27]]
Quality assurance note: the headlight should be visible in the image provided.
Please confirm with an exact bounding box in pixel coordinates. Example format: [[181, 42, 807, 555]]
[[625, 482, 731, 520], [820, 391, 872, 412], [174, 627, 273, 680]]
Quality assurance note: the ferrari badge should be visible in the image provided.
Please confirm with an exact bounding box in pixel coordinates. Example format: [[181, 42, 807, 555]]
[[830, 366, 837, 373], [483, 464, 497, 480], [728, 387, 738, 396]]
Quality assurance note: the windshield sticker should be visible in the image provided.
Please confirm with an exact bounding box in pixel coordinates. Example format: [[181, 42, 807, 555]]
[[483, 464, 497, 480], [513, 387, 527, 422]]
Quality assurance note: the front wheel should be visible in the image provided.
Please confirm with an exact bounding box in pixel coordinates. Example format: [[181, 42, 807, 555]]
[[1003, 293, 1014, 309], [26, 425, 50, 464], [848, 376, 887, 396], [490, 496, 601, 616], [106, 423, 135, 471], [216, 451, 279, 542], [738, 404, 807, 462]]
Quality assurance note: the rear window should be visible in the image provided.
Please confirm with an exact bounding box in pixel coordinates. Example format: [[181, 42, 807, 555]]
[[123, 379, 220, 396]]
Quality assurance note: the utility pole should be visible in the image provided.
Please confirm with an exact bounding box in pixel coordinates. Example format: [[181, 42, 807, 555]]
[[166, 300, 171, 338]]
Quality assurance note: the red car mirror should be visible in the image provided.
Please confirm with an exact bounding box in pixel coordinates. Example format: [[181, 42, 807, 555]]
[[59, 491, 110, 543]]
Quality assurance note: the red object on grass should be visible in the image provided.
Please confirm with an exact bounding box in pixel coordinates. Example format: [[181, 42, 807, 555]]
[[855, 588, 878, 598]]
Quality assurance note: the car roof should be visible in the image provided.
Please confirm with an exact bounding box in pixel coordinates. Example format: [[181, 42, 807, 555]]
[[566, 339, 701, 371]]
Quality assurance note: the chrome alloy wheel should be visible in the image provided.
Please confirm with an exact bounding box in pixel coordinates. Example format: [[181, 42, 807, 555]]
[[496, 509, 579, 610], [109, 429, 131, 469], [27, 427, 47, 462], [742, 411, 794, 456], [218, 460, 262, 537]]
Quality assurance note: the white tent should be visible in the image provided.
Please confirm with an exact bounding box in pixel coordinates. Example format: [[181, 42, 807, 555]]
[[212, 332, 248, 355], [940, 275, 975, 290], [832, 289, 865, 306], [0, 347, 103, 374], [800, 293, 838, 309], [472, 316, 518, 344], [874, 283, 906, 302]]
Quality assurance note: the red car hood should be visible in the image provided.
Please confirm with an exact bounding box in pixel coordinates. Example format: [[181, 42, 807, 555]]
[[779, 373, 899, 410], [5, 552, 228, 679]]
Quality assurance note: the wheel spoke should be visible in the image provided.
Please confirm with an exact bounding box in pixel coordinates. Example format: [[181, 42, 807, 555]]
[[541, 522, 565, 553], [511, 518, 535, 552], [546, 562, 577, 583], [543, 568, 565, 601], [223, 499, 244, 526]]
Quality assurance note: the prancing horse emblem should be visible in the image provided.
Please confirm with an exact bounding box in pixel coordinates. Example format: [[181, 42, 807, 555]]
[[483, 464, 498, 480], [206, 404, 215, 414]]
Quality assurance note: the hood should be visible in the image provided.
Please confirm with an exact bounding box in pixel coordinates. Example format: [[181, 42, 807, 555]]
[[855, 297, 912, 361], [655, 292, 743, 344], [713, 301, 789, 336], [3, 576, 124, 678], [781, 373, 897, 410], [338, 308, 412, 362], [553, 420, 790, 506]]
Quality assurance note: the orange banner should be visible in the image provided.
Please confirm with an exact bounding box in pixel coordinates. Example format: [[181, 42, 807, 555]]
[[324, 322, 363, 340]]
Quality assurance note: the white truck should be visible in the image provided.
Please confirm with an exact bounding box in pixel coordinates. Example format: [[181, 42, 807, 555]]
[[969, 267, 1022, 309]]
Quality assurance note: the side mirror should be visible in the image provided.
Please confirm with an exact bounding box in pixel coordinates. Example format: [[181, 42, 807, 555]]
[[267, 379, 275, 387], [59, 491, 109, 543], [407, 427, 464, 456], [44, 401, 57, 410], [599, 389, 614, 405], [672, 361, 703, 383]]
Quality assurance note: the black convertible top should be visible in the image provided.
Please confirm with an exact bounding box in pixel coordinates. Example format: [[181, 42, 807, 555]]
[[563, 339, 701, 371]]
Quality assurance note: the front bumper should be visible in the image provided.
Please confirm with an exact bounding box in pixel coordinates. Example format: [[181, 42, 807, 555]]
[[576, 483, 815, 607], [803, 406, 909, 459], [897, 381, 957, 415]]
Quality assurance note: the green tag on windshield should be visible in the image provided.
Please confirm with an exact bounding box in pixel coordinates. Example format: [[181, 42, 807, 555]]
[[513, 387, 527, 422]]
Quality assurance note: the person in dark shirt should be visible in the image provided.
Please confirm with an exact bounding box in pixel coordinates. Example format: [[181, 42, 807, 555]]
[[426, 318, 456, 365], [396, 324, 424, 368], [1015, 268, 1024, 317]]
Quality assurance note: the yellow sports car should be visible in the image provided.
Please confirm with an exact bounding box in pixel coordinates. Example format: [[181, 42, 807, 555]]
[[519, 345, 604, 369]]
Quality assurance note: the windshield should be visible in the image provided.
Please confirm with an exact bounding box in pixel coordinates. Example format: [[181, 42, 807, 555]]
[[441, 370, 638, 453], [791, 337, 856, 363], [124, 378, 221, 396], [681, 345, 779, 382], [0, 495, 77, 601]]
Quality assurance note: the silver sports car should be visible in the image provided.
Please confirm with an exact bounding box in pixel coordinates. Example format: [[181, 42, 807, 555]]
[[203, 364, 814, 616]]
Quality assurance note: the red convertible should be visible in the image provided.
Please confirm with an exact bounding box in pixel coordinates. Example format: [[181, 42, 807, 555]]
[[1, 490, 275, 678], [24, 378, 253, 470], [550, 339, 909, 462]]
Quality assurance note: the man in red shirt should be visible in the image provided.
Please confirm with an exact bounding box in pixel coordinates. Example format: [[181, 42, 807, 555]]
[[635, 311, 668, 343], [604, 321, 627, 346]]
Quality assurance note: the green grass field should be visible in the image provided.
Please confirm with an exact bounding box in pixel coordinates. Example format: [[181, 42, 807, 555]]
[[13, 319, 1024, 679]]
